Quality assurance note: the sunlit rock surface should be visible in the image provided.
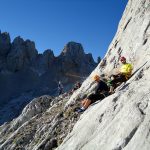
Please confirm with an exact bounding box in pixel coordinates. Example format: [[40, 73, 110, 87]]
[[0, 39, 96, 124], [1, 0, 150, 150]]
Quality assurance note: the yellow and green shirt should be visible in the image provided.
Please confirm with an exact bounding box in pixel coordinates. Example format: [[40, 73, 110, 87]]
[[120, 63, 133, 78]]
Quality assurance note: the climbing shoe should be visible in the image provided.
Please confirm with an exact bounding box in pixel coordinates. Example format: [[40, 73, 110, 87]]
[[76, 108, 85, 113]]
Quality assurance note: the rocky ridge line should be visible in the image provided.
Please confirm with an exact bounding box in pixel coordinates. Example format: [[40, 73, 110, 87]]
[[1, 0, 150, 150], [0, 33, 97, 124]]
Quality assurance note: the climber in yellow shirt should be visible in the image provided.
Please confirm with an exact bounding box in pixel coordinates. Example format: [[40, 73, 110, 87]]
[[119, 57, 133, 79], [108, 56, 133, 92]]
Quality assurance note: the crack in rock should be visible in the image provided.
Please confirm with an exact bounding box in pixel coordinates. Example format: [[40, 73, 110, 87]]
[[113, 127, 138, 150], [99, 113, 104, 123]]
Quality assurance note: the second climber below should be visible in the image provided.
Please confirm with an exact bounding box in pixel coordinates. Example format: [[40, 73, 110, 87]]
[[77, 75, 109, 112]]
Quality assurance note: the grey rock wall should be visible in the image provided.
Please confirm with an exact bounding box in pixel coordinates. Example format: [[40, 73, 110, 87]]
[[0, 32, 11, 56], [0, 34, 96, 124], [1, 0, 150, 150], [57, 0, 150, 149]]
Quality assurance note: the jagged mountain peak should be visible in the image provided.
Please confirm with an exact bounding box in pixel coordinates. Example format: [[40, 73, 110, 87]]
[[0, 31, 11, 56], [1, 0, 150, 149], [61, 41, 84, 57], [60, 0, 150, 149], [0, 33, 96, 125], [43, 49, 54, 56], [12, 36, 24, 44]]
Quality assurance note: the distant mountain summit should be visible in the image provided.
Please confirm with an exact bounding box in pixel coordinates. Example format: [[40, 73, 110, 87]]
[[0, 32, 97, 124], [0, 33, 96, 73]]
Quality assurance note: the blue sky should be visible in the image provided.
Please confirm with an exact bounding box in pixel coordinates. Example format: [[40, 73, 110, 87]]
[[0, 0, 128, 61]]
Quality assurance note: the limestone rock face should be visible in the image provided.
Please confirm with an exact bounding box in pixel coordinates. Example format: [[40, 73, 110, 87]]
[[2, 1, 150, 149], [7, 36, 27, 71], [7, 37, 38, 72], [0, 32, 11, 56], [0, 35, 96, 124], [34, 49, 55, 71], [66, 0, 150, 107], [42, 49, 55, 68], [58, 63, 150, 150], [0, 94, 80, 150], [57, 0, 150, 149], [0, 32, 11, 71], [59, 42, 96, 75], [61, 42, 84, 57], [25, 39, 38, 61]]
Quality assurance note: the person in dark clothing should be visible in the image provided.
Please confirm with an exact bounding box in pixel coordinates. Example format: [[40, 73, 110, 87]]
[[77, 75, 109, 112], [58, 81, 64, 95], [68, 81, 82, 95], [87, 80, 109, 104], [73, 81, 81, 91]]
